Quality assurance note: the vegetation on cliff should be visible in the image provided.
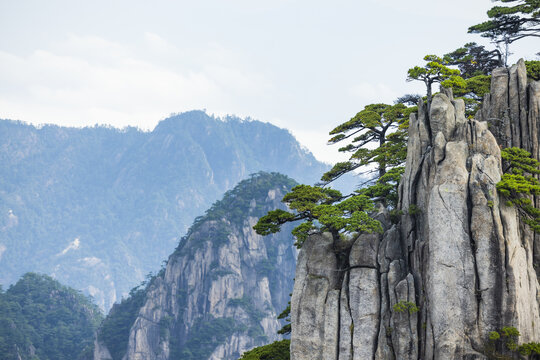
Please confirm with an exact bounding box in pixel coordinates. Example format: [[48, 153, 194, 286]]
[[97, 284, 148, 360], [239, 340, 290, 360], [97, 172, 297, 360], [251, 2, 539, 358], [485, 326, 540, 358], [255, 0, 540, 249], [254, 101, 415, 246], [497, 147, 540, 232], [0, 273, 103, 360], [407, 55, 463, 106]]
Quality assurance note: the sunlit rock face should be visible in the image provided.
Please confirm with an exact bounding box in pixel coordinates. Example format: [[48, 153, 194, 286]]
[[291, 60, 540, 360]]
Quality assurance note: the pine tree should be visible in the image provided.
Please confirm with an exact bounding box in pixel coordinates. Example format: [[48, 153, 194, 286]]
[[407, 55, 464, 108], [468, 0, 540, 64], [497, 147, 540, 232], [254, 101, 415, 246]]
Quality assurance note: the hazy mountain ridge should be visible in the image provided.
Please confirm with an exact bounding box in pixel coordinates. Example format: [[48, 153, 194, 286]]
[[0, 110, 329, 310]]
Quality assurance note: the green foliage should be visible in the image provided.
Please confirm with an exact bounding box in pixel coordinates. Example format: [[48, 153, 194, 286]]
[[496, 147, 540, 232], [254, 184, 382, 247], [407, 204, 421, 215], [468, 0, 540, 61], [392, 300, 419, 314], [358, 167, 405, 209], [389, 209, 405, 224], [483, 326, 540, 358], [518, 342, 540, 357], [501, 326, 521, 338], [526, 60, 540, 80], [276, 300, 291, 335], [275, 102, 414, 244], [98, 284, 148, 360], [501, 327, 520, 352], [238, 339, 291, 360], [171, 317, 242, 360], [423, 43, 499, 117], [407, 55, 463, 105], [444, 42, 502, 77], [181, 172, 298, 252], [395, 94, 422, 106], [450, 74, 492, 117], [0, 273, 103, 360], [324, 103, 412, 182], [254, 101, 414, 247]]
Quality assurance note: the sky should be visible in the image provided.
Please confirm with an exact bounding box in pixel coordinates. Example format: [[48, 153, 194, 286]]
[[0, 0, 537, 164]]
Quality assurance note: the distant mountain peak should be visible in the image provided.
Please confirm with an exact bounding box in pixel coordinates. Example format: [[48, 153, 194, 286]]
[[0, 113, 329, 310]]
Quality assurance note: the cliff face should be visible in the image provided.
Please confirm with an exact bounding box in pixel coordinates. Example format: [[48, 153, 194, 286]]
[[291, 60, 540, 360], [95, 173, 297, 360]]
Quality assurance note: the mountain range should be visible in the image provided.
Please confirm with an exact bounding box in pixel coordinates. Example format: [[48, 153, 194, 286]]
[[0, 110, 345, 310]]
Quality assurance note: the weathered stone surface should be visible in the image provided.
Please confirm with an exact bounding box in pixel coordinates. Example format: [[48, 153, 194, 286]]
[[349, 267, 379, 360], [426, 138, 478, 357], [290, 232, 338, 360], [338, 276, 353, 360], [349, 232, 379, 267], [430, 93, 456, 140], [209, 335, 252, 360], [391, 274, 417, 360], [323, 290, 340, 360], [290, 61, 540, 360], [374, 273, 394, 360]]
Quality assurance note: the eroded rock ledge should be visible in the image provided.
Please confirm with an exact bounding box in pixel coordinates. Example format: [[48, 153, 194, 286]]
[[291, 60, 540, 360]]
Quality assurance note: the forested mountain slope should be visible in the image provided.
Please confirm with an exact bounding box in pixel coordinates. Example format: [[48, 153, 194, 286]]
[[95, 172, 297, 360], [0, 273, 102, 360], [0, 111, 330, 309]]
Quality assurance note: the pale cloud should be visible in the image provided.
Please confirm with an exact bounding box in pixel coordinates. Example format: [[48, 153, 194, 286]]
[[349, 82, 399, 105], [292, 128, 349, 165], [0, 34, 270, 129], [143, 32, 180, 56], [1, 0, 537, 165]]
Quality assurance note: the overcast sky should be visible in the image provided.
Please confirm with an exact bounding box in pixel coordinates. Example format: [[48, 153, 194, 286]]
[[0, 0, 537, 163]]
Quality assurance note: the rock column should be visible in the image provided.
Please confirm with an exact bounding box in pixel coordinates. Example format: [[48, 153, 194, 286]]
[[291, 61, 540, 360]]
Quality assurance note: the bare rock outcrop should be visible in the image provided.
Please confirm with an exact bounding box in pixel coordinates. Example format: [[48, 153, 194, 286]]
[[291, 61, 540, 359]]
